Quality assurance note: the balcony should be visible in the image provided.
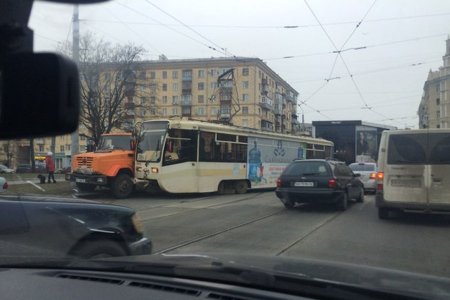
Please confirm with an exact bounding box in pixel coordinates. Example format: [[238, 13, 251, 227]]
[[260, 96, 273, 110], [261, 120, 274, 132], [181, 95, 192, 106], [182, 81, 192, 94], [274, 104, 282, 115]]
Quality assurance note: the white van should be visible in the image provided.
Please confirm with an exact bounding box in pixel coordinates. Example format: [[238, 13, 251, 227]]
[[376, 129, 450, 219]]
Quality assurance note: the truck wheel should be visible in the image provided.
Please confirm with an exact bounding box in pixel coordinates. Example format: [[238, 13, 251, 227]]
[[234, 180, 248, 194], [112, 174, 133, 199], [71, 240, 127, 259], [76, 183, 96, 192]]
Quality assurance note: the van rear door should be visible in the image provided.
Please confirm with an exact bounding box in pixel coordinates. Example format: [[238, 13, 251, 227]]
[[427, 133, 450, 205], [384, 133, 427, 205]]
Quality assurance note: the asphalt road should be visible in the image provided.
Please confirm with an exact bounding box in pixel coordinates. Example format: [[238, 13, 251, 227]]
[[101, 191, 450, 278]]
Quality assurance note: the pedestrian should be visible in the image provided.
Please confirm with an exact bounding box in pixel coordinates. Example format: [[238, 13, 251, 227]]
[[45, 152, 56, 183]]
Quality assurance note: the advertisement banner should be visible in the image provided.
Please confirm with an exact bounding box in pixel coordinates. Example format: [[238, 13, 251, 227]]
[[355, 126, 377, 163], [247, 137, 306, 188]]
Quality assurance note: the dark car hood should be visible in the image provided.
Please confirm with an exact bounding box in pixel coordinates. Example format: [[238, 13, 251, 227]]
[[104, 253, 450, 299]]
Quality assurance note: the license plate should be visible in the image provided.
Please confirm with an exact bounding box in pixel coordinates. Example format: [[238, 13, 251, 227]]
[[391, 179, 421, 187], [75, 178, 86, 183], [294, 182, 314, 187]]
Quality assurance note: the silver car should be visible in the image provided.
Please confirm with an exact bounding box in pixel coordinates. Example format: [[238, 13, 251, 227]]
[[349, 162, 377, 193], [0, 164, 15, 174]]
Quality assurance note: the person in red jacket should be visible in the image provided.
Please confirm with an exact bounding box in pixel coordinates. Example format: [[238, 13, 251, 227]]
[[45, 152, 56, 183]]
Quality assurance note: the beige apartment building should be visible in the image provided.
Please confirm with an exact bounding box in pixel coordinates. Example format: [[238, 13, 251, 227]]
[[418, 38, 450, 128], [0, 57, 299, 168]]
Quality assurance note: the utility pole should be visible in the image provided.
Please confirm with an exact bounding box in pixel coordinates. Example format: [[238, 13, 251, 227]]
[[70, 4, 80, 159]]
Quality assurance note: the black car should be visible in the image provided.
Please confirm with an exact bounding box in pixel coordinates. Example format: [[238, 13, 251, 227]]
[[276, 159, 364, 210], [15, 164, 47, 173], [0, 195, 151, 258]]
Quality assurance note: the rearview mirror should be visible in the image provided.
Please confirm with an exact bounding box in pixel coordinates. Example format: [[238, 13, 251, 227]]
[[0, 53, 80, 139]]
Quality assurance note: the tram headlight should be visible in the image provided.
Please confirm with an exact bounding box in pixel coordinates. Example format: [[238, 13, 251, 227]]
[[151, 167, 159, 173]]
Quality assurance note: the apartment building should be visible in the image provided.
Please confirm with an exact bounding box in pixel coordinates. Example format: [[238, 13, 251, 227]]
[[0, 57, 299, 168], [124, 57, 299, 133], [418, 38, 450, 128]]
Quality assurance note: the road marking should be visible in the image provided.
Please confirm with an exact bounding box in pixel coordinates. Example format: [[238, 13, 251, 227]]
[[26, 180, 45, 192]]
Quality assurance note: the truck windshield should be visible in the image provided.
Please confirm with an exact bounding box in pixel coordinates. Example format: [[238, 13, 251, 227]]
[[136, 130, 166, 162], [97, 135, 131, 151]]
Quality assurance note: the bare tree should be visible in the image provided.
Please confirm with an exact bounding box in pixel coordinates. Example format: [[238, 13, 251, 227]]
[[59, 34, 146, 145]]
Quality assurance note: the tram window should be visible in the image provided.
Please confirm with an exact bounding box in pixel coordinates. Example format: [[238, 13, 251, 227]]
[[163, 129, 197, 165], [199, 132, 247, 163]]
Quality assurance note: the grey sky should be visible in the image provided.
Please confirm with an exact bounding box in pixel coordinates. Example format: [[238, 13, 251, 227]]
[[30, 0, 450, 128]]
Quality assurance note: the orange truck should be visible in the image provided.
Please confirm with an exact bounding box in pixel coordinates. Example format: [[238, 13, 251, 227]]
[[66, 133, 135, 198]]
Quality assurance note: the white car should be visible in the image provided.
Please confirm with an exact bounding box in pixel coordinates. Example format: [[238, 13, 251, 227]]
[[0, 177, 8, 193], [349, 162, 377, 193], [0, 164, 15, 174]]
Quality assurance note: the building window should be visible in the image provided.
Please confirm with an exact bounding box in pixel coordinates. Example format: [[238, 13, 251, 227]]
[[162, 83, 167, 91], [150, 71, 156, 79], [60, 145, 65, 152], [437, 111, 440, 119], [162, 96, 168, 104], [140, 85, 146, 92], [173, 83, 179, 91], [211, 107, 218, 115], [242, 81, 249, 89], [198, 95, 204, 103], [80, 135, 86, 140], [198, 69, 205, 78], [242, 119, 248, 127], [162, 108, 167, 116], [138, 71, 146, 80], [172, 96, 178, 104], [242, 106, 249, 115], [162, 71, 167, 79], [38, 145, 44, 152], [210, 82, 218, 89], [172, 71, 178, 79], [198, 82, 204, 90], [141, 97, 147, 105], [242, 68, 249, 76], [197, 107, 205, 116], [172, 107, 178, 115], [150, 96, 156, 104], [242, 94, 249, 102], [437, 98, 440, 105]]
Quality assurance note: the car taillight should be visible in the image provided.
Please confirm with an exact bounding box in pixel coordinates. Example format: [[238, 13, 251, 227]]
[[376, 172, 384, 191], [3, 182, 8, 190], [276, 178, 282, 188], [369, 172, 376, 179], [328, 178, 337, 188]]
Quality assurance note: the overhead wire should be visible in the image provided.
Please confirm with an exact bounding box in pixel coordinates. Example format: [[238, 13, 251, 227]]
[[143, 0, 233, 56], [115, 1, 228, 56]]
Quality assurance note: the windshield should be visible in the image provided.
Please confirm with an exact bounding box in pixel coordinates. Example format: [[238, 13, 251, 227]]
[[97, 135, 131, 151], [136, 130, 166, 162], [2, 0, 450, 296], [349, 163, 376, 172]]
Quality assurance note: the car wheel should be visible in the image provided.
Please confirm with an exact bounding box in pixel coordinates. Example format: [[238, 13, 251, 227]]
[[281, 196, 295, 209], [378, 207, 390, 219], [337, 192, 348, 211], [234, 180, 248, 194], [357, 188, 364, 203], [76, 183, 96, 192], [71, 240, 127, 259], [112, 174, 134, 199]]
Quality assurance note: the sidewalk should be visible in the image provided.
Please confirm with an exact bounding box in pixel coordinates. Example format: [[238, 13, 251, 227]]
[[6, 174, 67, 185]]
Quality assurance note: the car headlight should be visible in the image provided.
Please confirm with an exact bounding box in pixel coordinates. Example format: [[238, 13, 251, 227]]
[[131, 213, 144, 234]]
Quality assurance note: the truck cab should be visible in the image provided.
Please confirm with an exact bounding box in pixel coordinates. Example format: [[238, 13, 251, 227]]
[[66, 133, 135, 198]]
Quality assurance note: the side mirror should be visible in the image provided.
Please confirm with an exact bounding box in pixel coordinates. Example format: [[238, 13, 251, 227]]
[[0, 53, 80, 139], [130, 138, 137, 151]]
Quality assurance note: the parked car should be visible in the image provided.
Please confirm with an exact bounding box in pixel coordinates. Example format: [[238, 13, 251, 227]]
[[276, 159, 364, 210], [376, 129, 450, 219], [15, 164, 46, 173], [349, 162, 377, 193], [0, 177, 8, 193], [56, 166, 71, 174], [0, 194, 151, 258], [0, 164, 15, 174]]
